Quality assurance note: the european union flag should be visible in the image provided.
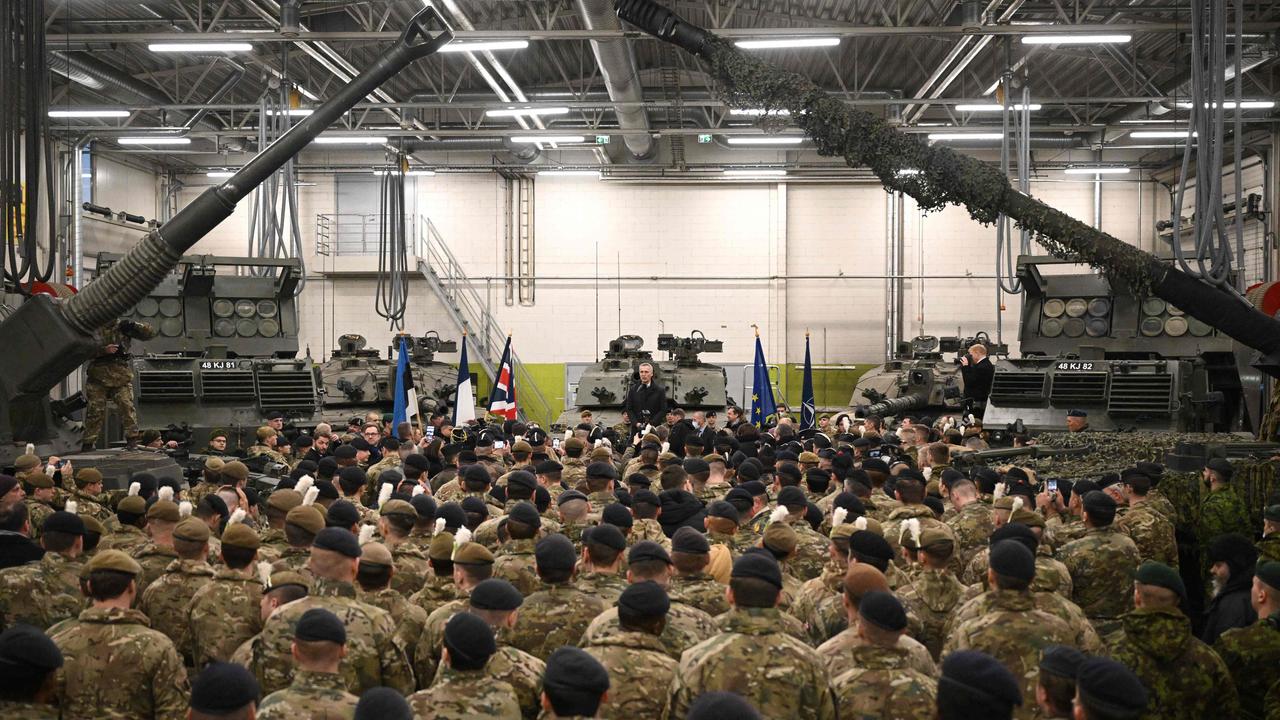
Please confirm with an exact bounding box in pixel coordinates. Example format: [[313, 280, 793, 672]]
[[750, 332, 776, 428], [800, 332, 815, 430]]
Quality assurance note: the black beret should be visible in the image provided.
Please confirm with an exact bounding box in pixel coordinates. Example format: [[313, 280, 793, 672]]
[[706, 500, 740, 523], [683, 458, 710, 475], [1135, 461, 1164, 479], [776, 486, 807, 508], [535, 533, 577, 571], [1097, 472, 1121, 489], [456, 450, 477, 464], [489, 485, 507, 505], [295, 608, 347, 644], [626, 473, 653, 489], [436, 502, 466, 530], [543, 646, 610, 696], [631, 489, 660, 507], [461, 465, 492, 486], [735, 463, 762, 482], [938, 650, 1022, 716], [1067, 409, 1087, 418], [1003, 467, 1029, 485], [314, 479, 339, 500], [313, 527, 361, 558], [349, 438, 372, 452], [508, 501, 541, 527], [990, 539, 1036, 582], [849, 530, 894, 562], [317, 457, 340, 476], [461, 496, 489, 516], [989, 523, 1039, 554], [325, 500, 360, 529], [739, 480, 768, 497], [469, 578, 525, 611], [601, 503, 634, 528], [557, 489, 589, 506], [617, 580, 671, 618], [332, 444, 357, 459], [1082, 490, 1116, 515], [507, 470, 538, 492], [672, 526, 710, 554], [732, 552, 783, 588], [922, 497, 945, 518], [295, 435, 314, 448], [1072, 479, 1100, 496], [410, 494, 437, 519], [1256, 560, 1280, 592], [355, 687, 412, 720], [584, 523, 627, 551], [586, 462, 617, 480], [1075, 657, 1148, 717], [0, 624, 63, 678], [404, 454, 431, 472], [535, 460, 563, 474], [1205, 457, 1234, 479], [0, 475, 18, 497], [1038, 644, 1086, 679], [443, 611, 497, 665], [861, 458, 890, 473], [859, 590, 907, 631], [687, 691, 763, 720], [190, 662, 261, 715], [43, 511, 85, 536], [775, 464, 802, 483], [628, 540, 672, 566]]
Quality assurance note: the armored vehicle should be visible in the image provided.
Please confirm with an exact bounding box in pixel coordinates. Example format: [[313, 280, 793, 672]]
[[556, 332, 731, 429], [318, 332, 458, 426], [851, 333, 1008, 420]]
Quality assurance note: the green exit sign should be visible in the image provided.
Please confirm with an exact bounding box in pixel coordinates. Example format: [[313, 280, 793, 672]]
[[698, 134, 713, 144], [595, 135, 611, 144]]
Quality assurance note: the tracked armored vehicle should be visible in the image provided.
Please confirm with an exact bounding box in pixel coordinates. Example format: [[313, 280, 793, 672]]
[[318, 332, 458, 426], [851, 333, 1008, 420]]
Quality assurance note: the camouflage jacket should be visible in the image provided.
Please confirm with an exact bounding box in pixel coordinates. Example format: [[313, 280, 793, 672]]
[[189, 567, 264, 668], [25, 499, 54, 542], [507, 582, 607, 660], [51, 606, 189, 720], [358, 586, 429, 662], [1199, 487, 1252, 547], [251, 577, 413, 695], [1106, 607, 1239, 720], [247, 444, 290, 465], [1214, 612, 1280, 720], [818, 625, 939, 680], [1117, 501, 1179, 567], [406, 666, 521, 720], [138, 557, 215, 663], [0, 701, 57, 719], [1259, 534, 1280, 565], [572, 570, 628, 605], [99, 524, 149, 554], [487, 642, 546, 720], [944, 589, 1082, 720], [412, 596, 467, 686], [947, 500, 995, 568], [583, 629, 677, 720], [257, 669, 360, 720], [0, 552, 84, 630], [630, 518, 671, 550], [963, 546, 1074, 597], [1046, 515, 1088, 547], [1145, 488, 1178, 522], [131, 541, 180, 596], [669, 572, 730, 617], [87, 320, 157, 385], [409, 572, 459, 616], [492, 539, 540, 596], [897, 567, 972, 660], [1057, 526, 1140, 625], [269, 546, 315, 587], [785, 520, 832, 582], [390, 543, 431, 595], [561, 458, 587, 489], [70, 490, 116, 530], [669, 606, 837, 720], [947, 587, 1102, 653], [830, 643, 938, 720], [581, 598, 718, 660], [586, 490, 617, 514]]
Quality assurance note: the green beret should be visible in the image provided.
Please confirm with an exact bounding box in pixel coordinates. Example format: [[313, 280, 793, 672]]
[[117, 495, 147, 516], [13, 454, 40, 472], [174, 517, 211, 543], [86, 549, 142, 576], [379, 499, 416, 518], [428, 532, 455, 561], [146, 500, 180, 523], [359, 541, 394, 567], [285, 506, 325, 535], [74, 468, 104, 487], [266, 570, 309, 592], [221, 522, 261, 550], [1264, 505, 1280, 523], [1255, 561, 1280, 592], [453, 541, 495, 566], [22, 471, 54, 490], [1135, 561, 1185, 598]]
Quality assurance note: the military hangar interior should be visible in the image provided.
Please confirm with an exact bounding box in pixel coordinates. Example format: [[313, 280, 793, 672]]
[[7, 0, 1280, 448]]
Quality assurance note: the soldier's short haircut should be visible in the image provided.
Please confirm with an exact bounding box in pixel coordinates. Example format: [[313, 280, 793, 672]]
[[627, 559, 670, 582], [558, 498, 590, 523], [458, 562, 494, 585], [992, 571, 1032, 593], [173, 537, 208, 560], [429, 557, 454, 576], [0, 503, 28, 532], [285, 524, 317, 548], [1135, 582, 1180, 609], [1084, 504, 1117, 528], [927, 443, 950, 465], [381, 513, 414, 538], [895, 477, 925, 505], [729, 576, 780, 608], [584, 539, 621, 567], [86, 569, 134, 601], [41, 529, 79, 554], [1123, 473, 1151, 496], [267, 584, 308, 606], [1038, 671, 1075, 717], [950, 479, 977, 498], [630, 498, 659, 520], [617, 604, 666, 636], [506, 518, 537, 541], [586, 476, 612, 493], [221, 544, 257, 570], [535, 561, 573, 585], [293, 638, 344, 667], [670, 550, 709, 575], [356, 563, 392, 591]]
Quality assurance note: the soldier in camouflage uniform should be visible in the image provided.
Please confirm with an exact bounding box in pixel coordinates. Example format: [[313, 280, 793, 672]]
[[772, 486, 828, 581], [1107, 561, 1240, 720], [964, 515, 1074, 596], [258, 488, 302, 557], [0, 624, 64, 719], [573, 524, 629, 605], [0, 511, 86, 629], [492, 502, 542, 595], [1260, 505, 1280, 565], [832, 590, 937, 720], [132, 497, 181, 595], [409, 533, 461, 616], [20, 471, 56, 542], [817, 564, 938, 679], [558, 437, 589, 489], [946, 479, 995, 568], [256, 608, 360, 720], [82, 318, 157, 450], [377, 499, 431, 594], [1116, 471, 1179, 567], [99, 493, 149, 554], [138, 516, 215, 664], [50, 550, 190, 720], [189, 523, 265, 668], [669, 553, 836, 720], [1214, 562, 1280, 720], [583, 581, 678, 719], [668, 526, 730, 616], [406, 613, 521, 719], [790, 524, 853, 644], [353, 541, 428, 665], [944, 540, 1081, 720], [1056, 491, 1140, 636], [1198, 458, 1252, 555], [67, 468, 115, 530], [250, 528, 413, 695], [411, 541, 495, 684], [271, 504, 325, 586], [246, 426, 290, 465], [507, 534, 606, 660], [896, 523, 970, 660]]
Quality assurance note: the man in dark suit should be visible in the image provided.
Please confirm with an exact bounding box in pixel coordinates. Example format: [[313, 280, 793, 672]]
[[625, 362, 668, 431], [959, 343, 995, 416]]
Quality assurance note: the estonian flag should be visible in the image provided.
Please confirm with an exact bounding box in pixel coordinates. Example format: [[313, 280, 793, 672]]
[[487, 335, 518, 421], [750, 330, 777, 428], [453, 333, 476, 425], [800, 332, 816, 430], [392, 337, 414, 429]]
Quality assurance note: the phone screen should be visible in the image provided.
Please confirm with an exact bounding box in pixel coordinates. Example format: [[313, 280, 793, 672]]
[[553, 439, 561, 449], [425, 426, 435, 437], [494, 440, 505, 449], [1047, 480, 1058, 493]]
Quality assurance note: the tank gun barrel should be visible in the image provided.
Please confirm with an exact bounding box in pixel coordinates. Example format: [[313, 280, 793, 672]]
[[615, 0, 1280, 377], [863, 393, 929, 418]]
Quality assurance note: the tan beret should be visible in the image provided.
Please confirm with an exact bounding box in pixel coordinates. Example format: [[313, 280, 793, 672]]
[[174, 516, 212, 543], [1010, 507, 1046, 528], [798, 451, 821, 464], [919, 524, 956, 548], [146, 500, 180, 523], [14, 454, 40, 472], [80, 515, 106, 536], [831, 523, 858, 541], [266, 570, 309, 592], [23, 471, 54, 490], [452, 541, 494, 565], [564, 437, 587, 452], [511, 440, 533, 454], [267, 489, 304, 513], [379, 499, 416, 518], [360, 541, 394, 567], [763, 523, 798, 555], [204, 457, 226, 472], [86, 549, 142, 576], [589, 447, 613, 462], [117, 495, 147, 516], [657, 452, 679, 464], [220, 461, 249, 482], [993, 496, 1017, 511], [285, 505, 325, 535], [428, 532, 455, 561], [221, 522, 261, 550], [256, 426, 277, 441], [75, 468, 104, 487]]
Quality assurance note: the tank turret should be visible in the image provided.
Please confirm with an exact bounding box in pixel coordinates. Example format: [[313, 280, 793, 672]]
[[318, 331, 458, 425]]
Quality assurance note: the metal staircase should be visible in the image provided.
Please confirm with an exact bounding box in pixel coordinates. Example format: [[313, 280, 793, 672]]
[[414, 218, 553, 426]]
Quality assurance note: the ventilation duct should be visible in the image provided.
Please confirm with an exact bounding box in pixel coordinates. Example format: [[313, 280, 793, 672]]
[[576, 0, 656, 160]]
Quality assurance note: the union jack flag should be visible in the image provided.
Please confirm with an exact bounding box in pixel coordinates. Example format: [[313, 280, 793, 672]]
[[487, 335, 518, 420]]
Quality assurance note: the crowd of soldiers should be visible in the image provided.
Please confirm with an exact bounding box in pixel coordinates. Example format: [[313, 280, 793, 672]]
[[0, 403, 1278, 720]]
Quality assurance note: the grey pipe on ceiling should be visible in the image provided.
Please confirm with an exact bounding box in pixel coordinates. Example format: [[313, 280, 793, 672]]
[[575, 0, 656, 161]]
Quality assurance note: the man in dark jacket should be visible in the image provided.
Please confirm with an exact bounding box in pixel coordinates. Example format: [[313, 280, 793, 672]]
[[624, 362, 667, 432], [1202, 532, 1259, 644], [658, 489, 707, 538], [0, 501, 45, 569], [958, 343, 995, 414]]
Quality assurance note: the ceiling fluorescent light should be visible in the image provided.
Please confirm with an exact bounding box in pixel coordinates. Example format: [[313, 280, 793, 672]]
[[148, 42, 253, 53], [117, 136, 190, 145], [1175, 100, 1276, 109], [724, 169, 787, 176], [927, 132, 1004, 141], [954, 103, 1042, 112], [725, 136, 805, 145], [1129, 130, 1195, 138], [486, 107, 570, 118], [1118, 118, 1178, 124], [1064, 166, 1131, 174], [511, 135, 586, 143], [439, 40, 529, 53], [313, 135, 388, 144], [536, 170, 601, 177], [206, 171, 235, 178], [1021, 34, 1131, 45], [896, 168, 922, 176], [372, 169, 436, 176], [48, 109, 131, 118], [266, 108, 315, 116], [730, 108, 792, 116], [735, 37, 840, 50]]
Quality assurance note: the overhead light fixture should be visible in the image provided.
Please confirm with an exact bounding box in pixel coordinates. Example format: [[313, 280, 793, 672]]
[[954, 103, 1042, 112], [266, 108, 315, 116], [1129, 130, 1195, 138], [439, 40, 529, 53], [81, 173, 91, 179], [372, 169, 436, 176], [1064, 166, 1131, 174], [736, 37, 840, 49], [48, 109, 131, 118], [511, 135, 586, 143], [117, 136, 191, 145], [1021, 34, 1131, 45], [1175, 100, 1276, 109], [896, 168, 922, 176], [1118, 118, 1178, 124], [148, 42, 253, 53], [536, 170, 601, 177], [206, 171, 235, 178], [723, 169, 788, 177], [927, 132, 1004, 141], [485, 107, 570, 118], [725, 136, 805, 145], [729, 108, 792, 116], [313, 135, 388, 144]]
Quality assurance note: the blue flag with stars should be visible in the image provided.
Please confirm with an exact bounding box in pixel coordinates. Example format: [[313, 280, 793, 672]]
[[801, 333, 815, 430], [750, 334, 777, 428]]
